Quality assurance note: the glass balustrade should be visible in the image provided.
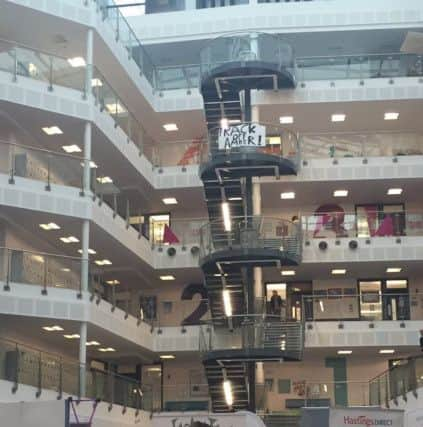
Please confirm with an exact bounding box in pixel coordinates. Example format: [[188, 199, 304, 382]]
[[369, 356, 423, 407], [0, 247, 83, 294], [0, 337, 147, 410], [301, 210, 423, 240], [0, 139, 84, 190], [301, 293, 411, 323]]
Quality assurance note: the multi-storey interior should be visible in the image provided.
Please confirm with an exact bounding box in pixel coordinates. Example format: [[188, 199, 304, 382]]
[[0, 0, 423, 425]]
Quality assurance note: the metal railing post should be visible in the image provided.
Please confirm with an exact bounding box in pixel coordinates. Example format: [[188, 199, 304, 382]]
[[9, 144, 15, 184], [58, 357, 63, 400], [36, 351, 42, 398], [11, 343, 19, 393], [12, 47, 18, 82], [48, 56, 53, 92], [45, 154, 51, 191], [4, 248, 11, 291], [42, 255, 48, 295]]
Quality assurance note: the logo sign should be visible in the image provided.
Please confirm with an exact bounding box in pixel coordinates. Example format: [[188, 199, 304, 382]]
[[218, 123, 266, 150], [329, 409, 403, 427]]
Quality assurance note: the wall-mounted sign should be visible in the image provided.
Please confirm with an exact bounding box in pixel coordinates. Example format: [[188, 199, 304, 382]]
[[218, 123, 266, 150]]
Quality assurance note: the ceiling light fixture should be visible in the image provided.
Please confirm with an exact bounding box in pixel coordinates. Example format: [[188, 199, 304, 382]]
[[67, 57, 86, 68], [39, 223, 61, 231], [63, 334, 80, 339], [78, 249, 97, 255], [159, 355, 175, 360], [384, 112, 399, 121], [106, 280, 120, 285], [333, 190, 348, 197], [98, 347, 116, 352], [42, 126, 63, 135], [222, 202, 231, 232], [95, 259, 112, 266], [86, 341, 100, 346], [387, 188, 403, 196], [337, 350, 352, 355], [96, 176, 113, 184], [163, 123, 178, 132], [379, 349, 395, 354], [62, 145, 82, 154], [160, 275, 175, 281], [60, 236, 79, 244], [162, 197, 178, 205], [80, 161, 98, 168], [332, 269, 346, 275], [386, 267, 402, 273], [42, 325, 64, 332], [280, 116, 294, 124], [228, 197, 243, 201], [281, 192, 295, 200], [91, 78, 103, 87], [331, 114, 346, 122], [281, 270, 295, 276]]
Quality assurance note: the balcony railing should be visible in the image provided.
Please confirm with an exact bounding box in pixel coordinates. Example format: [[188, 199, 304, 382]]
[[301, 293, 411, 323], [0, 247, 83, 295], [199, 315, 304, 360], [200, 216, 302, 262], [301, 210, 423, 240], [369, 355, 423, 407], [0, 139, 85, 191], [0, 336, 148, 410]]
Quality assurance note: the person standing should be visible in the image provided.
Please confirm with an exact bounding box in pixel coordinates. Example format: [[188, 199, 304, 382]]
[[270, 290, 283, 317]]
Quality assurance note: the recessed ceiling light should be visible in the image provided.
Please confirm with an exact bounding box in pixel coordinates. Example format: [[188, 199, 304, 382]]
[[387, 188, 402, 196], [86, 341, 101, 346], [332, 269, 346, 275], [78, 248, 96, 255], [60, 236, 79, 244], [63, 334, 80, 339], [159, 355, 175, 359], [384, 112, 399, 121], [379, 349, 395, 354], [42, 126, 63, 135], [42, 325, 64, 332], [61, 268, 71, 272], [80, 161, 98, 168], [281, 192, 295, 200], [337, 350, 352, 355], [386, 267, 402, 273], [98, 347, 116, 352], [105, 102, 126, 114], [228, 197, 243, 201], [95, 259, 112, 266], [39, 223, 61, 231], [333, 190, 348, 197], [96, 176, 113, 184], [147, 367, 162, 372], [91, 78, 103, 87], [162, 197, 178, 205], [279, 116, 294, 124], [163, 123, 178, 132], [67, 57, 86, 68], [331, 114, 346, 122], [106, 280, 120, 285], [281, 270, 295, 276], [62, 145, 82, 153], [160, 275, 175, 281]]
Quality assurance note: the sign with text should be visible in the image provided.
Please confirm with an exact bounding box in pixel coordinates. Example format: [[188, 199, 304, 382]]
[[329, 408, 404, 427], [218, 123, 266, 150]]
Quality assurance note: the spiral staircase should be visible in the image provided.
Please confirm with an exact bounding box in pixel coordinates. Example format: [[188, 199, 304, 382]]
[[198, 33, 304, 413]]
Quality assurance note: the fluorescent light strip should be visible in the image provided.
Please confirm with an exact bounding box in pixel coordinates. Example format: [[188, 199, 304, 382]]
[[223, 290, 232, 317], [280, 116, 294, 124], [333, 190, 348, 197], [221, 202, 231, 232], [162, 197, 178, 205], [281, 192, 295, 200], [387, 188, 402, 196]]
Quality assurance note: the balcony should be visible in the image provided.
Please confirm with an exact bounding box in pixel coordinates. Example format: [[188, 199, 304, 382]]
[[199, 216, 302, 269], [0, 336, 148, 411]]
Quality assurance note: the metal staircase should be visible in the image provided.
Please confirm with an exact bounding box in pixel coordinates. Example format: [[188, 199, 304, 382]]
[[198, 32, 303, 412]]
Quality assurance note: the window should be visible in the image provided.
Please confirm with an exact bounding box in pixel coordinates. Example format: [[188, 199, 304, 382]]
[[355, 204, 405, 237], [278, 379, 291, 394]]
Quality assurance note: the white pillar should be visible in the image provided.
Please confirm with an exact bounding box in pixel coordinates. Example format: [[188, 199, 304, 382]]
[[83, 122, 92, 195], [81, 220, 90, 294], [85, 28, 93, 97], [185, 0, 196, 9], [79, 321, 87, 396]]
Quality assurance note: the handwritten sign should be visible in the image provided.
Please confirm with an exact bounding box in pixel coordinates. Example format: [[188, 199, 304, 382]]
[[218, 123, 266, 150]]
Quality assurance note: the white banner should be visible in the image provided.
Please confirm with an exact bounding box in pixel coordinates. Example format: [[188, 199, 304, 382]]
[[218, 123, 266, 150], [329, 408, 404, 427]]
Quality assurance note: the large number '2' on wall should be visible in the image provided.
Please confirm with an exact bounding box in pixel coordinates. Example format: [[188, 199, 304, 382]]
[[181, 283, 208, 325]]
